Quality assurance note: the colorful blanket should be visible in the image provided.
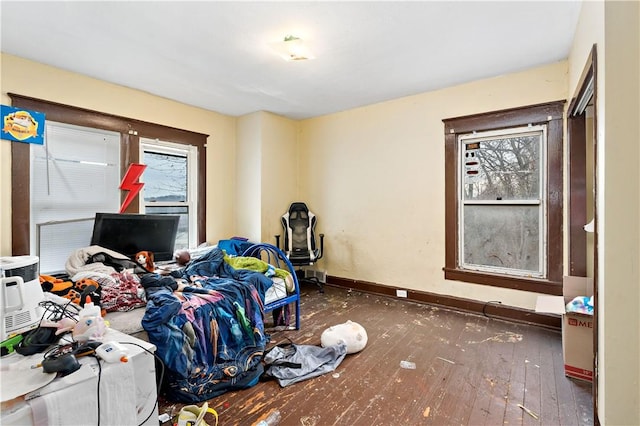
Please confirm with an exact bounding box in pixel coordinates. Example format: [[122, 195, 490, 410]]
[[142, 247, 273, 402]]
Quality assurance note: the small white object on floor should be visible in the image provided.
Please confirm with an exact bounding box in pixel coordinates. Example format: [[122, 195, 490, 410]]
[[320, 320, 368, 354], [400, 360, 416, 369]]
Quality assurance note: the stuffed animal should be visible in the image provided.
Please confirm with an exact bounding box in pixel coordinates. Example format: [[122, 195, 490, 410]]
[[320, 320, 368, 354], [174, 249, 191, 266], [72, 315, 106, 342], [136, 251, 155, 272], [41, 317, 77, 335]]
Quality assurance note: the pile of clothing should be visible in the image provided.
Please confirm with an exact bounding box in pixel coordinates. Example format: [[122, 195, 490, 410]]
[[39, 245, 149, 314]]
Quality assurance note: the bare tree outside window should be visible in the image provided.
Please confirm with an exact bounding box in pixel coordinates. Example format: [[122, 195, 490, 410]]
[[460, 127, 545, 276], [143, 152, 188, 202], [141, 142, 197, 251]]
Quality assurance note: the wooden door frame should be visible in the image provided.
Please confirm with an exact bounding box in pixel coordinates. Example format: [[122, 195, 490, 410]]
[[567, 44, 598, 424]]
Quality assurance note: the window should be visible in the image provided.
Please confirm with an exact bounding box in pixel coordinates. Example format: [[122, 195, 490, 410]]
[[141, 139, 198, 250], [459, 126, 546, 277], [443, 101, 564, 295], [31, 121, 121, 272], [9, 93, 208, 266]]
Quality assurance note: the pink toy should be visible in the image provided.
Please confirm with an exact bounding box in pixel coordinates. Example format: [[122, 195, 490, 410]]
[[41, 317, 77, 335], [41, 314, 106, 342], [72, 315, 106, 342]]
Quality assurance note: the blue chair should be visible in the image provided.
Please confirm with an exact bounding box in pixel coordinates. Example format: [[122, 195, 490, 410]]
[[242, 243, 301, 330]]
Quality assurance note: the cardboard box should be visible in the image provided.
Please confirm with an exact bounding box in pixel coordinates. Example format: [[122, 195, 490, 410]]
[[535, 276, 594, 382]]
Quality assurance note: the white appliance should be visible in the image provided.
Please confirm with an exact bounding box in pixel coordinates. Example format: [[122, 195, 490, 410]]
[[0, 256, 45, 341]]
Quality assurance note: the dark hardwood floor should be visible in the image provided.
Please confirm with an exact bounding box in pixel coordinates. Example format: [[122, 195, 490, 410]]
[[157, 285, 593, 426]]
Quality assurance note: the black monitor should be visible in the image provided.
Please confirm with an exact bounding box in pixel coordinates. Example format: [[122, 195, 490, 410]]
[[90, 213, 180, 262]]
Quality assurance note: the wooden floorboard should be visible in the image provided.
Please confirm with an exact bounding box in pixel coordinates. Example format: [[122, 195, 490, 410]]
[[502, 323, 526, 425], [538, 330, 561, 426], [521, 328, 543, 426], [466, 316, 495, 426], [157, 285, 594, 426]]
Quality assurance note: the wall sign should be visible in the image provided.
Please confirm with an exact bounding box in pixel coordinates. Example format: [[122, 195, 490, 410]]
[[119, 163, 147, 213], [1, 105, 46, 144], [464, 142, 481, 184]]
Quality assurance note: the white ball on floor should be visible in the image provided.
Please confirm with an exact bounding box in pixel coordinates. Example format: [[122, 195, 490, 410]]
[[321, 320, 368, 354]]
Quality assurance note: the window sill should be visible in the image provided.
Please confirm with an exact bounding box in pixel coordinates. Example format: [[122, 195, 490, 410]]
[[443, 267, 562, 295]]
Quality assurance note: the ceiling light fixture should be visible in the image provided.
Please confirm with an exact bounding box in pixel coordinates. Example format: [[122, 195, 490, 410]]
[[270, 35, 314, 61]]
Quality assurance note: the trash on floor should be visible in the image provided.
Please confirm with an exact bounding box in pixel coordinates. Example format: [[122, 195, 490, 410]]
[[400, 360, 416, 369]]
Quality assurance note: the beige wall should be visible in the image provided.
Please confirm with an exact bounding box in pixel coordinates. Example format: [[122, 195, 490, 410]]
[[236, 112, 263, 241], [569, 0, 640, 423], [0, 53, 238, 254], [235, 111, 298, 244], [299, 62, 568, 310], [601, 0, 639, 423], [259, 112, 298, 244]]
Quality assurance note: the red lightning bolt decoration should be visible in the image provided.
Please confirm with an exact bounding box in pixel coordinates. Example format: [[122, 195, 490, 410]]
[[119, 163, 147, 213]]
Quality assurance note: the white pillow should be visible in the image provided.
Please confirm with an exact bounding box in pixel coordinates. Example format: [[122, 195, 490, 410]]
[[320, 320, 368, 354]]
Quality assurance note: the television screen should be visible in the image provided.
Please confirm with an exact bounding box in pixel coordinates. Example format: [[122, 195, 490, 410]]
[[90, 213, 180, 262]]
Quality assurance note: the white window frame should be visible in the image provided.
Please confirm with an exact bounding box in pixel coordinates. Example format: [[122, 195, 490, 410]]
[[457, 125, 548, 278], [140, 138, 198, 250]]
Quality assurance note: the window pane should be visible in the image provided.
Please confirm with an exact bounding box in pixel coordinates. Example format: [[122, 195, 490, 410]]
[[462, 205, 540, 274], [143, 151, 187, 202], [145, 206, 189, 251], [30, 122, 120, 273], [463, 133, 541, 201], [37, 219, 94, 273], [31, 123, 120, 222]]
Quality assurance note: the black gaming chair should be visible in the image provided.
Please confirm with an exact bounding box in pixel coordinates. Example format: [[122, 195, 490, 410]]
[[275, 202, 325, 292]]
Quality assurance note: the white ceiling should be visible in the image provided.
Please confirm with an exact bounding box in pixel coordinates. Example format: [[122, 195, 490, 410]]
[[1, 1, 582, 120]]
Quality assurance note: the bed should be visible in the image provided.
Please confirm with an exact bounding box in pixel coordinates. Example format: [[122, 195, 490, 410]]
[[140, 243, 300, 402], [52, 242, 300, 403]]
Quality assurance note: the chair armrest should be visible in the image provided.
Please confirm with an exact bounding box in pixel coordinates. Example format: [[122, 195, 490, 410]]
[[275, 234, 281, 249], [317, 233, 325, 260]]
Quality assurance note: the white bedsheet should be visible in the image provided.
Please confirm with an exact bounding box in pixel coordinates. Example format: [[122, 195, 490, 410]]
[[265, 277, 287, 304]]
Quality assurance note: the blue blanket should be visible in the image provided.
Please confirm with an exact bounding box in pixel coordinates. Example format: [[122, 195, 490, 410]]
[[142, 248, 273, 402]]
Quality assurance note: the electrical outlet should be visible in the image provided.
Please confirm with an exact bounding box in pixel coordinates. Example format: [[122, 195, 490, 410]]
[[396, 289, 408, 298]]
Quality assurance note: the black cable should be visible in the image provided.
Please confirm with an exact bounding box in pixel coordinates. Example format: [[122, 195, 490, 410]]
[[39, 299, 81, 325], [42, 341, 76, 360], [16, 298, 81, 355], [95, 354, 102, 426], [118, 341, 166, 426], [27, 298, 163, 426], [482, 300, 503, 319]]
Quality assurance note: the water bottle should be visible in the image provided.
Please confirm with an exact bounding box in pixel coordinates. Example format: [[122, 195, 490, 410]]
[[256, 410, 281, 426]]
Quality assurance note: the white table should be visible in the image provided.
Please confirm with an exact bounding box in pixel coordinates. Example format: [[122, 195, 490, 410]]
[[1, 328, 158, 426]]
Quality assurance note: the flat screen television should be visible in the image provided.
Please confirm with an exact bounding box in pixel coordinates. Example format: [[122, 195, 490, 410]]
[[90, 213, 180, 262]]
